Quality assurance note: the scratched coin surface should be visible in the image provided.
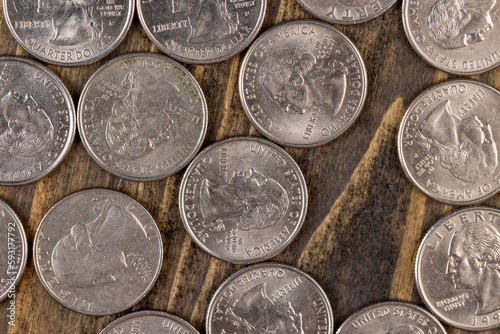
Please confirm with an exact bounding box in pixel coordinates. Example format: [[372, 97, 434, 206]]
[[78, 53, 207, 181], [137, 0, 266, 64], [0, 199, 28, 303], [179, 137, 307, 263], [336, 302, 447, 334], [33, 189, 163, 315], [398, 79, 500, 205], [416, 206, 500, 330], [3, 0, 134, 66], [403, 0, 500, 74], [206, 263, 334, 334], [239, 20, 367, 147], [0, 57, 75, 185]]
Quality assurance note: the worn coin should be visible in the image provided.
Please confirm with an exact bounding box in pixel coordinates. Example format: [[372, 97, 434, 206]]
[[416, 206, 500, 330], [137, 0, 266, 64], [206, 263, 334, 334], [336, 301, 447, 334], [403, 0, 500, 75], [33, 189, 163, 315], [3, 0, 134, 66], [0, 57, 75, 186], [179, 137, 307, 263], [239, 20, 367, 147], [398, 79, 500, 205], [78, 53, 207, 181]]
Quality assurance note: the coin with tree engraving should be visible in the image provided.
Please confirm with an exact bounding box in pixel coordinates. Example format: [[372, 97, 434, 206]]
[[398, 79, 500, 205], [416, 206, 500, 331], [0, 57, 75, 186], [206, 263, 334, 334], [3, 0, 134, 66], [33, 189, 163, 315], [239, 20, 367, 147], [137, 0, 266, 64], [78, 53, 207, 181], [179, 137, 307, 263]]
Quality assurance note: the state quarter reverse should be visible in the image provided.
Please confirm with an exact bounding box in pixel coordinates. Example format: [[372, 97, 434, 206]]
[[100, 311, 199, 334]]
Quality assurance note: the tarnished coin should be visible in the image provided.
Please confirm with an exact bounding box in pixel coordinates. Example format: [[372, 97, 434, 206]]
[[0, 57, 75, 185], [33, 189, 163, 315], [137, 0, 266, 64], [239, 20, 367, 147], [78, 53, 207, 181], [336, 302, 447, 334], [416, 206, 500, 330], [398, 79, 500, 205], [179, 137, 307, 263], [100, 311, 199, 334], [403, 0, 500, 75], [0, 199, 28, 303], [3, 0, 134, 66], [206, 263, 334, 334]]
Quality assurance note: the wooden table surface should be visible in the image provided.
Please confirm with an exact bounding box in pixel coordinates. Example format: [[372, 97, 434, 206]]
[[1, 0, 500, 333]]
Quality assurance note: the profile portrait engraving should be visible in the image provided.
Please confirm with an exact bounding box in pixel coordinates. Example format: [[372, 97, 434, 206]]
[[380, 325, 425, 334]]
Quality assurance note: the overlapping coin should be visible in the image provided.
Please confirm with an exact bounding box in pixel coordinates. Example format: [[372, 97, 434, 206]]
[[239, 20, 367, 147], [78, 53, 207, 181], [33, 189, 163, 315], [398, 79, 500, 205], [100, 311, 199, 334], [206, 263, 334, 334], [179, 137, 308, 263]]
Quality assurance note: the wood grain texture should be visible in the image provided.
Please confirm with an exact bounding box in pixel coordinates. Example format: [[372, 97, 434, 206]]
[[0, 1, 499, 333]]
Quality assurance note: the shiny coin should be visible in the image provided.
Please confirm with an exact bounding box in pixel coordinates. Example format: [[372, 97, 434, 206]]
[[0, 57, 75, 185], [398, 79, 500, 205], [3, 0, 134, 66], [33, 189, 163, 315], [179, 137, 307, 263], [78, 53, 207, 181], [403, 0, 500, 75], [137, 0, 266, 64], [416, 206, 500, 330], [206, 263, 334, 334], [239, 20, 367, 147]]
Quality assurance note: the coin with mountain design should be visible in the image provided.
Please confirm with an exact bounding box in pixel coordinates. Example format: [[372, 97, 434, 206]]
[[100, 311, 199, 334]]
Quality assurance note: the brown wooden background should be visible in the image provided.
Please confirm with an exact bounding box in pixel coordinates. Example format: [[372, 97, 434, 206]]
[[1, 0, 500, 333]]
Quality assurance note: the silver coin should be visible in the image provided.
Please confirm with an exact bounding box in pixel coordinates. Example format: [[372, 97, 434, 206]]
[[206, 263, 334, 334], [0, 57, 75, 186], [416, 206, 500, 330], [3, 0, 134, 66], [179, 137, 308, 263], [336, 301, 447, 334], [403, 0, 500, 75], [239, 20, 367, 148], [0, 199, 28, 303], [78, 53, 208, 181], [137, 0, 266, 64], [398, 79, 500, 205], [33, 189, 163, 315], [100, 310, 199, 334]]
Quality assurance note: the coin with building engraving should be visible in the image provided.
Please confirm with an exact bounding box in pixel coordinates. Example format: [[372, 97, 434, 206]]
[[206, 263, 333, 334], [416, 206, 500, 330], [137, 0, 266, 64], [179, 137, 307, 263], [3, 0, 134, 66], [398, 79, 500, 205], [78, 53, 207, 181], [0, 57, 75, 185], [239, 20, 367, 147], [33, 189, 163, 315]]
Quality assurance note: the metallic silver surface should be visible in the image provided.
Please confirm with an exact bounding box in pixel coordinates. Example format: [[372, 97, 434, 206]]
[[33, 189, 163, 315], [78, 53, 208, 181], [239, 20, 367, 147], [206, 263, 334, 334], [179, 137, 308, 263]]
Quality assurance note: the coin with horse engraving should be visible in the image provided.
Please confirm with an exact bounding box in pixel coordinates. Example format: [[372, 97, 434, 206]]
[[33, 189, 163, 315], [179, 137, 307, 263]]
